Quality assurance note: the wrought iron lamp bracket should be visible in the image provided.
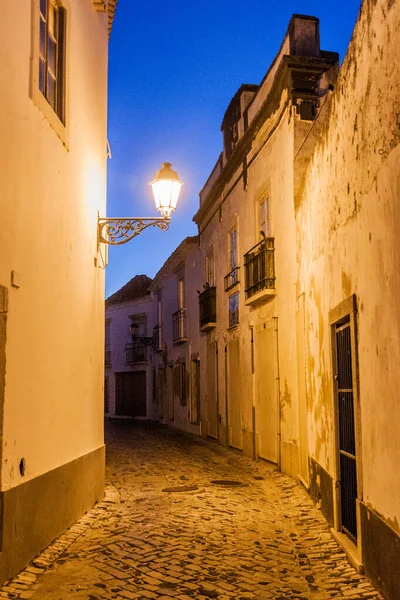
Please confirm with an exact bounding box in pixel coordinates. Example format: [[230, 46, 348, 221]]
[[98, 217, 170, 247]]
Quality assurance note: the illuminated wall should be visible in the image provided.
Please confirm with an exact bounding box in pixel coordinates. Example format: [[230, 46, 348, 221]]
[[0, 0, 109, 582]]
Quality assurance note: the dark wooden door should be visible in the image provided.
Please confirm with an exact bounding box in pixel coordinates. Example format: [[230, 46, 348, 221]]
[[115, 371, 146, 417], [335, 321, 358, 540]]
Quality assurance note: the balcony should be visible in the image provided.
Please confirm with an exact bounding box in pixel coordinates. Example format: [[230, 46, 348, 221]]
[[199, 286, 216, 331], [172, 308, 187, 343], [105, 349, 111, 367], [153, 324, 164, 352], [125, 343, 146, 364], [244, 237, 276, 306], [224, 266, 240, 292]]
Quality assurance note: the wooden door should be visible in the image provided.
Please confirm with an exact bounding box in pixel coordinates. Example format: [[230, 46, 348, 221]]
[[226, 337, 243, 450], [115, 371, 146, 417], [255, 320, 278, 463], [207, 338, 218, 438]]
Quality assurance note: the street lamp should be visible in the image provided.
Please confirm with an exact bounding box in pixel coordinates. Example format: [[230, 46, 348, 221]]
[[98, 162, 183, 246], [129, 322, 154, 346]]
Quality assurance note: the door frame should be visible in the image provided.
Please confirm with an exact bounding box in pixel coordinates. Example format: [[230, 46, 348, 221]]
[[330, 294, 363, 555]]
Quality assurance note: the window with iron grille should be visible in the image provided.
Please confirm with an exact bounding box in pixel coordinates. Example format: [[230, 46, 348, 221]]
[[229, 292, 239, 327], [39, 0, 66, 123], [152, 368, 156, 402], [190, 359, 200, 424], [174, 361, 187, 406], [104, 377, 109, 413]]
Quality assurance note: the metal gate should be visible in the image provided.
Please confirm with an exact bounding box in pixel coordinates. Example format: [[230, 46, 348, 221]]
[[335, 321, 358, 540]]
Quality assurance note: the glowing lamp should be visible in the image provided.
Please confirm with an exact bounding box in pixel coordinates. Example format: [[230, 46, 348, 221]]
[[97, 162, 183, 246], [150, 162, 183, 218]]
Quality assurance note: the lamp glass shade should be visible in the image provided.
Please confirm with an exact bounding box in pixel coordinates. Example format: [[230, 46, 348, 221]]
[[150, 162, 183, 218]]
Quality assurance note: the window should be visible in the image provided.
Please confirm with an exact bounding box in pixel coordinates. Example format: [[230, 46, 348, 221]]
[[105, 319, 111, 367], [206, 252, 215, 287], [178, 276, 185, 310], [229, 292, 239, 327], [152, 369, 156, 402], [130, 316, 147, 339], [157, 295, 162, 324], [190, 359, 200, 424], [104, 377, 109, 413], [39, 0, 66, 123], [174, 361, 187, 406], [229, 228, 237, 271], [179, 362, 187, 406], [259, 198, 270, 238]]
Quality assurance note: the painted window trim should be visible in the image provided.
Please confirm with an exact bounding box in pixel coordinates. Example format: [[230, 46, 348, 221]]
[[30, 0, 70, 148]]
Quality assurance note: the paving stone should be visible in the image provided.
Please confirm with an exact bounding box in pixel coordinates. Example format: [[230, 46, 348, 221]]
[[0, 420, 384, 600]]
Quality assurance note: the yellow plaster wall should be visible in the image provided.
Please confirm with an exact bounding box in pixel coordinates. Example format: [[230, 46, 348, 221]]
[[296, 0, 400, 527], [0, 1, 108, 490]]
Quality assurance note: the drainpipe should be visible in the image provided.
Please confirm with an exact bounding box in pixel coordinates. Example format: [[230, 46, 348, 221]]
[[224, 338, 229, 446], [274, 315, 282, 471], [188, 341, 192, 424], [250, 325, 256, 460]]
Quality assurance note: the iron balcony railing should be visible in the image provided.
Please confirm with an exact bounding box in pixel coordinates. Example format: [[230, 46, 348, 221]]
[[224, 266, 240, 291], [105, 350, 111, 367], [172, 308, 187, 342], [199, 286, 216, 329], [244, 237, 275, 299], [153, 324, 163, 351], [125, 343, 146, 364]]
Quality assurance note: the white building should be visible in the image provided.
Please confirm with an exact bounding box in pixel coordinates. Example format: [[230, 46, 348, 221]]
[[0, 0, 116, 584], [105, 275, 155, 419], [150, 237, 203, 434]]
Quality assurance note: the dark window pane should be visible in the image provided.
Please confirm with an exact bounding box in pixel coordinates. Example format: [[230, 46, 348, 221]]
[[39, 18, 46, 58], [56, 7, 66, 123], [48, 38, 56, 75], [48, 2, 56, 37], [39, 59, 45, 93], [47, 73, 56, 108], [40, 0, 47, 18]]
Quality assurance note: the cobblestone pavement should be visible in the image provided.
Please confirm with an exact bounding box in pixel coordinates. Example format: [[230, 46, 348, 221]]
[[1, 420, 383, 600]]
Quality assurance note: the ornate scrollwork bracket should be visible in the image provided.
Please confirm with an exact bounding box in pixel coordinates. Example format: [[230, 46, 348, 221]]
[[97, 217, 170, 247]]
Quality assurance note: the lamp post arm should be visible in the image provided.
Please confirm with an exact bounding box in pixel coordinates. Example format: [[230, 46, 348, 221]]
[[98, 217, 170, 246]]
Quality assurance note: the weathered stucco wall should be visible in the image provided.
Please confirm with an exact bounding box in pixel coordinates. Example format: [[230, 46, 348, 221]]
[[296, 0, 400, 528]]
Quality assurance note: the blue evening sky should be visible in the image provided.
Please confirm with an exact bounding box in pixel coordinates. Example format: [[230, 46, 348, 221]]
[[105, 0, 362, 297]]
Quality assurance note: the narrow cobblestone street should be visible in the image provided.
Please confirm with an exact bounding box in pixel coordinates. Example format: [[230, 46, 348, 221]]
[[1, 420, 383, 600]]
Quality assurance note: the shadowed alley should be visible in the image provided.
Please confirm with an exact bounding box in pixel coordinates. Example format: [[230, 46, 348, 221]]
[[0, 420, 382, 600]]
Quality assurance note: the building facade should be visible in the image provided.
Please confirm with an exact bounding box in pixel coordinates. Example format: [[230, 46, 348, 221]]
[[150, 237, 203, 434], [105, 275, 156, 420], [0, 0, 116, 584], [194, 6, 400, 598], [107, 3, 399, 598]]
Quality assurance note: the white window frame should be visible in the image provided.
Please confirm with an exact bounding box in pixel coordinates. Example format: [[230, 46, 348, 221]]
[[30, 0, 70, 146], [258, 197, 271, 239], [206, 252, 215, 287]]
